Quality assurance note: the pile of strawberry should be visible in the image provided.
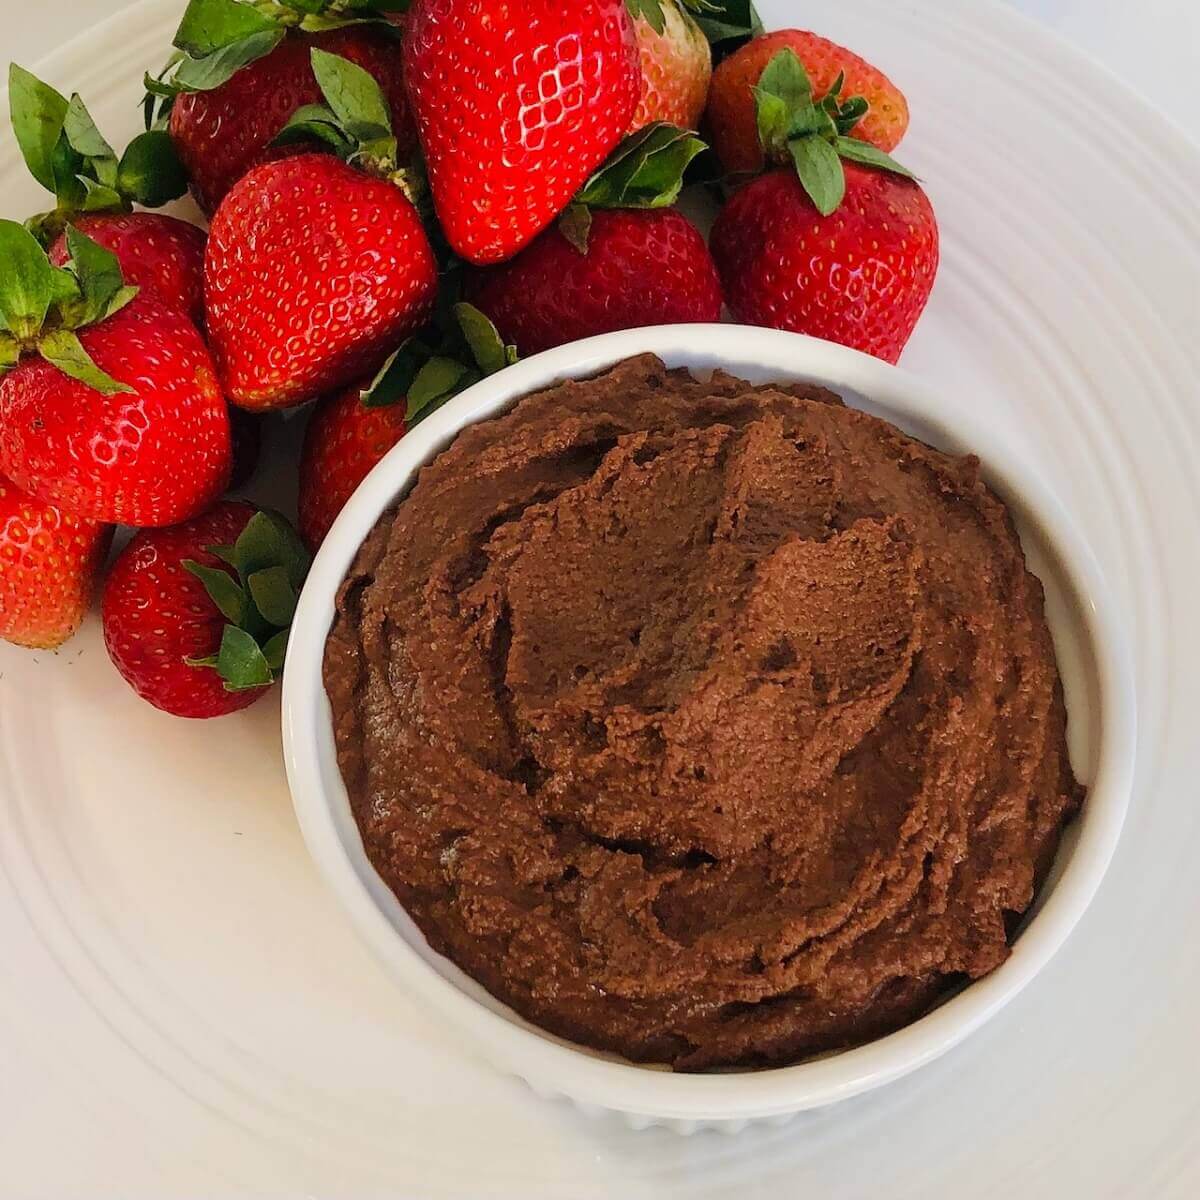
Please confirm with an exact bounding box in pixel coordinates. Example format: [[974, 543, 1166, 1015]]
[[0, 0, 938, 720]]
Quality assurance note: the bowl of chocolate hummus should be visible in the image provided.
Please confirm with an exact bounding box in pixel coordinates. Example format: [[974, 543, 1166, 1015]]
[[283, 325, 1134, 1131]]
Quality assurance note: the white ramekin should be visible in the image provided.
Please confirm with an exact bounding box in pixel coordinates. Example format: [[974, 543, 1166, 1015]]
[[282, 325, 1136, 1133]]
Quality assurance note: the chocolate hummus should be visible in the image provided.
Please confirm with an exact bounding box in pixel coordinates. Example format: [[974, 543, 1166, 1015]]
[[324, 355, 1083, 1070]]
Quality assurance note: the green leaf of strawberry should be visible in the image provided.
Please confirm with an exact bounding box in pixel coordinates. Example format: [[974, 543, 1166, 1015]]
[[690, 0, 762, 57], [360, 303, 517, 422], [182, 509, 312, 691], [310, 47, 393, 142], [262, 629, 290, 672], [360, 338, 434, 409], [272, 104, 357, 156], [557, 204, 594, 255], [117, 131, 191, 207], [406, 356, 472, 422], [171, 29, 286, 94], [247, 565, 298, 627], [7, 65, 69, 194], [37, 329, 132, 395], [228, 510, 312, 591], [788, 136, 844, 216], [834, 135, 916, 179], [214, 625, 274, 690], [0, 219, 62, 340], [0, 220, 143, 395], [60, 226, 138, 326], [175, 0, 280, 56], [577, 123, 708, 211], [752, 49, 917, 216], [275, 49, 399, 169], [454, 302, 516, 376], [8, 64, 188, 228], [183, 560, 250, 624], [625, 0, 667, 36]]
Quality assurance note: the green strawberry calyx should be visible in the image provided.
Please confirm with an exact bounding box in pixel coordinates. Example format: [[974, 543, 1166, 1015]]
[[559, 122, 709, 253], [0, 221, 138, 395], [184, 509, 313, 691], [753, 48, 916, 216], [8, 66, 188, 242], [142, 0, 405, 127], [273, 48, 420, 196], [361, 302, 518, 426]]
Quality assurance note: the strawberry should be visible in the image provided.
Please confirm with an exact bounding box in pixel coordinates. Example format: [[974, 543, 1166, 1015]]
[[710, 50, 937, 363], [298, 303, 517, 549], [0, 473, 111, 650], [706, 29, 909, 175], [204, 50, 437, 411], [625, 0, 712, 133], [148, 0, 414, 215], [48, 214, 206, 328], [103, 502, 311, 719], [403, 0, 640, 265], [467, 121, 719, 353], [298, 385, 408, 551], [468, 208, 721, 355], [712, 167, 937, 363], [0, 224, 231, 526]]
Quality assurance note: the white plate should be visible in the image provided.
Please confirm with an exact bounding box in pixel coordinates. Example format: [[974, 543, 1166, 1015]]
[[1, 0, 1198, 1195]]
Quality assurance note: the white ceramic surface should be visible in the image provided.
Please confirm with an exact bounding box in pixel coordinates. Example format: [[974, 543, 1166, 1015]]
[[282, 325, 1135, 1130], [2, 0, 1199, 1195]]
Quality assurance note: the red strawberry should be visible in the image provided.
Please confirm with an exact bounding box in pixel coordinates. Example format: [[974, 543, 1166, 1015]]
[[709, 49, 936, 363], [169, 26, 414, 216], [0, 224, 231, 526], [626, 0, 712, 133], [206, 152, 436, 411], [204, 51, 437, 411], [298, 385, 408, 551], [712, 166, 938, 363], [403, 0, 640, 265], [102, 502, 311, 718], [707, 30, 909, 175], [468, 207, 722, 355], [0, 473, 111, 650], [48, 214, 206, 327]]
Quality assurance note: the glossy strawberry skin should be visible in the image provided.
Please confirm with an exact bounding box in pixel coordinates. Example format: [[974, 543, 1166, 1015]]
[[466, 208, 723, 355], [170, 27, 414, 216], [628, 0, 712, 133], [707, 30, 909, 175], [204, 153, 437, 412], [49, 213, 207, 328], [403, 0, 640, 265], [102, 501, 267, 718], [0, 473, 111, 650], [0, 294, 232, 526], [711, 167, 938, 364], [298, 385, 407, 551]]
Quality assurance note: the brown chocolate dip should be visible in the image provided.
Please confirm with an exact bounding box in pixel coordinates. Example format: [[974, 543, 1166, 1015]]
[[323, 355, 1083, 1070]]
